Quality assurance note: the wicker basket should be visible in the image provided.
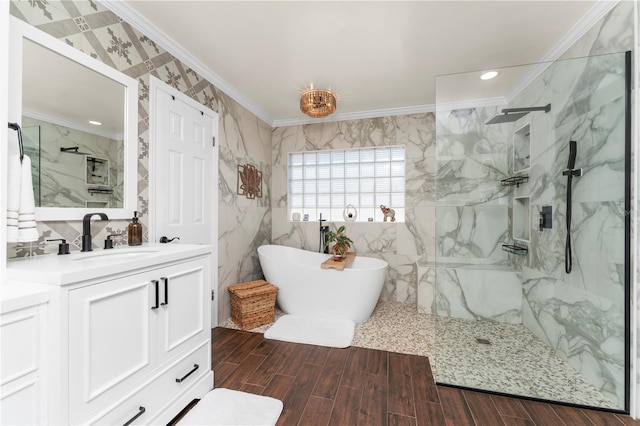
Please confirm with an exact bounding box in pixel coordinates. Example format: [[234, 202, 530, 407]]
[[228, 280, 278, 330]]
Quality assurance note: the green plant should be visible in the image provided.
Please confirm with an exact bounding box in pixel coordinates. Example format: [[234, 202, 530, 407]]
[[324, 225, 353, 257]]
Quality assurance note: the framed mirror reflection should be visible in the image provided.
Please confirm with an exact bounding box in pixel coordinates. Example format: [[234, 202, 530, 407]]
[[8, 16, 138, 220]]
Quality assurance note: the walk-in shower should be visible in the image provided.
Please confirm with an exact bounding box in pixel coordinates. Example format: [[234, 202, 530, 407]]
[[433, 51, 631, 412]]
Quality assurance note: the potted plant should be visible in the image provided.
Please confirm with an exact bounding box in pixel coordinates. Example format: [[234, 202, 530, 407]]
[[324, 225, 354, 260]]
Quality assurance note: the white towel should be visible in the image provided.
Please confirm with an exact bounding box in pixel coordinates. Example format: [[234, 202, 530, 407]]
[[178, 388, 283, 426], [6, 154, 20, 242], [6, 155, 38, 243]]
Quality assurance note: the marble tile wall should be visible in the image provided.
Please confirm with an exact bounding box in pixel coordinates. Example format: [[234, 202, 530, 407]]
[[8, 0, 272, 323], [271, 114, 436, 303], [419, 106, 517, 320], [22, 115, 124, 209], [507, 5, 633, 409]]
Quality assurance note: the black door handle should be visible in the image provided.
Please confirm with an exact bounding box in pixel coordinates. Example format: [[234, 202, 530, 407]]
[[161, 277, 168, 306], [159, 236, 180, 243], [151, 280, 159, 310]]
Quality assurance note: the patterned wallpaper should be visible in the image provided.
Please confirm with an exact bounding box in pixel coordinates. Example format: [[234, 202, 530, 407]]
[[8, 0, 272, 323]]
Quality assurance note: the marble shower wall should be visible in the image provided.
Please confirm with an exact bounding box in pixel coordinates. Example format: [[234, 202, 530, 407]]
[[510, 52, 627, 408], [506, 4, 634, 409], [8, 0, 272, 323], [271, 114, 436, 303], [22, 115, 124, 209], [421, 106, 517, 320]]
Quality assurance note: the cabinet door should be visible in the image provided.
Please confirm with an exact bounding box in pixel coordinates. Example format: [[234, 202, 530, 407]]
[[157, 258, 210, 364], [0, 304, 47, 426], [68, 271, 157, 423]]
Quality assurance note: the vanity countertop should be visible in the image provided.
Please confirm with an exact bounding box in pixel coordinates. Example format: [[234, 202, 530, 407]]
[[6, 244, 212, 286], [1, 281, 51, 313]]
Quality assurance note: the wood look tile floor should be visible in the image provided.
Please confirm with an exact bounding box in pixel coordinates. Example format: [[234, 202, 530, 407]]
[[201, 327, 639, 426]]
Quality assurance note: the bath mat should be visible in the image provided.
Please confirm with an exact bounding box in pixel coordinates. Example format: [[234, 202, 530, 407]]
[[177, 388, 283, 425], [264, 314, 355, 348]]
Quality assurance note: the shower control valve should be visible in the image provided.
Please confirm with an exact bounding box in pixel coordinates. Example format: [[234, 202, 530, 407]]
[[539, 206, 552, 231]]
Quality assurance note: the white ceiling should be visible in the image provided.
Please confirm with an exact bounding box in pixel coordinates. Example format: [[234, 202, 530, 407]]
[[23, 38, 125, 138], [119, 1, 604, 126]]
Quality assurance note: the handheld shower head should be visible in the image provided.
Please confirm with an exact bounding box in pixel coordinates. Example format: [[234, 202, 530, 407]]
[[567, 140, 577, 170]]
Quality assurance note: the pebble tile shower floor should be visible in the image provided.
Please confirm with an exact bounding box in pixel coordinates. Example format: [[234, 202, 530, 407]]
[[219, 301, 618, 409]]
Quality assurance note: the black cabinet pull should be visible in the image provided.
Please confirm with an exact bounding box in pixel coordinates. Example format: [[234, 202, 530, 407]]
[[161, 277, 168, 306], [151, 280, 159, 310], [176, 364, 199, 383], [122, 406, 145, 426]]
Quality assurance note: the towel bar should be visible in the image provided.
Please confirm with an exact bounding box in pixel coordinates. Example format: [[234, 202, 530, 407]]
[[7, 122, 24, 163]]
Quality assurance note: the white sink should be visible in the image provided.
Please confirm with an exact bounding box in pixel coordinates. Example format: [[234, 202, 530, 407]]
[[72, 248, 160, 262]]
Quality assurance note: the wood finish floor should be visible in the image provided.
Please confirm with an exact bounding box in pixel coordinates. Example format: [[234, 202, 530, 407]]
[[205, 327, 638, 426]]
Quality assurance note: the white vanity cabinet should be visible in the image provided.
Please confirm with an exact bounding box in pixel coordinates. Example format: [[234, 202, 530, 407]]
[[0, 285, 50, 426], [6, 244, 214, 425], [67, 258, 210, 424]]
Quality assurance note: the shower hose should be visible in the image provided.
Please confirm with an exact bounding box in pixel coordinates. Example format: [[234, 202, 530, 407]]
[[564, 140, 578, 275], [565, 172, 573, 274]]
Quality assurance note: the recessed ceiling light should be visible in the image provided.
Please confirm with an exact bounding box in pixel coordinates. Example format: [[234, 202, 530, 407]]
[[89, 120, 102, 126], [480, 71, 498, 80]]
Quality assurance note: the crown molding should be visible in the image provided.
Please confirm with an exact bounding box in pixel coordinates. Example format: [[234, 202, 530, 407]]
[[504, 0, 619, 102], [435, 97, 507, 114], [103, 0, 617, 129], [272, 104, 438, 128], [23, 109, 123, 140], [102, 0, 273, 126]]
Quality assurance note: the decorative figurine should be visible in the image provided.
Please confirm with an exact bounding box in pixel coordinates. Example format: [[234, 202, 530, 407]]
[[343, 204, 357, 222], [380, 205, 396, 222]]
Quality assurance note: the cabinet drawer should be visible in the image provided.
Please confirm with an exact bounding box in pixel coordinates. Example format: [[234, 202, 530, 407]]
[[89, 341, 211, 425], [0, 307, 40, 384]]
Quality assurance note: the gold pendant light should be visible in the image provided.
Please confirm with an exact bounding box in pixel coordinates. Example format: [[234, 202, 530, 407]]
[[299, 89, 337, 118]]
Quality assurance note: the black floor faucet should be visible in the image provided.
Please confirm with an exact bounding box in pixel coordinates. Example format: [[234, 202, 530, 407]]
[[319, 213, 329, 254]]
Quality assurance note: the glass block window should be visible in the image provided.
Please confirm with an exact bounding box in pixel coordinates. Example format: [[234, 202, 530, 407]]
[[288, 146, 405, 222]]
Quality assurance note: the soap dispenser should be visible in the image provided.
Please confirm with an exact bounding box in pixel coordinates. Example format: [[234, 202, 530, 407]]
[[128, 211, 143, 246]]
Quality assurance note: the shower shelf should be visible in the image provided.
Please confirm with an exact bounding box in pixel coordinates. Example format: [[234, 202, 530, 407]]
[[88, 187, 113, 194], [502, 244, 528, 256], [501, 174, 529, 188]]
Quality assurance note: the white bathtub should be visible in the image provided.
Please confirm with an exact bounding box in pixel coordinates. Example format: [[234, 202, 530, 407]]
[[257, 245, 387, 323]]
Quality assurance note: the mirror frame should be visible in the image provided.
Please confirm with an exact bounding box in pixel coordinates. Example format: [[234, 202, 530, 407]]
[[8, 17, 138, 221]]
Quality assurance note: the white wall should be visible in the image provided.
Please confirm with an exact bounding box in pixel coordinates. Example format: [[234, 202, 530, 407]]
[[1, 0, 9, 275]]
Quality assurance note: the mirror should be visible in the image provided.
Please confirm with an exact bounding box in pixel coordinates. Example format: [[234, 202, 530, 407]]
[[8, 17, 138, 221]]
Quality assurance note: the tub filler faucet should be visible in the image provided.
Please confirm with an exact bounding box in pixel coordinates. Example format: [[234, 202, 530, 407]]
[[319, 213, 329, 254]]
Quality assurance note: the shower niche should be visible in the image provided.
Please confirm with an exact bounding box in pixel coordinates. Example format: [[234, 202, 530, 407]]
[[513, 123, 531, 172], [513, 196, 530, 242]]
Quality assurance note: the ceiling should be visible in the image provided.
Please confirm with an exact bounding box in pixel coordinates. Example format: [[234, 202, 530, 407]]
[[23, 38, 125, 138], [119, 1, 602, 126]]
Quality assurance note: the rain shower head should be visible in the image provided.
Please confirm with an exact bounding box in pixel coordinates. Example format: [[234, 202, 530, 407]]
[[486, 103, 551, 125]]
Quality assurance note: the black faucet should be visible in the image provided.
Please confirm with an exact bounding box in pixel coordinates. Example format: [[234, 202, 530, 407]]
[[81, 213, 109, 252], [319, 213, 329, 254]]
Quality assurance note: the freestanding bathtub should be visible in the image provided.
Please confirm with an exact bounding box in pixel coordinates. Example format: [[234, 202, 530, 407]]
[[257, 245, 387, 323]]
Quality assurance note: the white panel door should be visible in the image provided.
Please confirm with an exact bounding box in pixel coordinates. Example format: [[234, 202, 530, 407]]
[[153, 87, 215, 245], [150, 77, 218, 327]]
